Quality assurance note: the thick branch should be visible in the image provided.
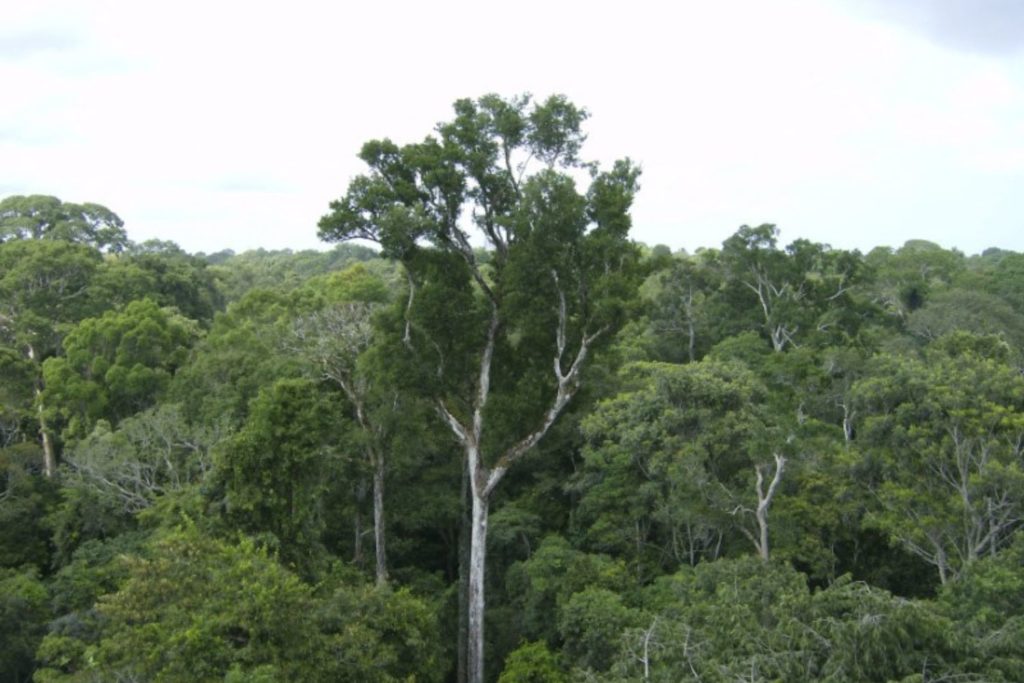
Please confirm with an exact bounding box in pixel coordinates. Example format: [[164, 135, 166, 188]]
[[473, 307, 500, 445], [438, 400, 469, 444], [403, 267, 416, 349], [485, 280, 604, 496], [757, 453, 786, 518]]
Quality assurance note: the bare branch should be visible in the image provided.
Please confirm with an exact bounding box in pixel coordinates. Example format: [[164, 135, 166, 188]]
[[758, 453, 787, 518], [486, 282, 606, 495], [403, 267, 416, 349], [553, 270, 568, 379], [438, 400, 468, 444], [472, 308, 500, 445]]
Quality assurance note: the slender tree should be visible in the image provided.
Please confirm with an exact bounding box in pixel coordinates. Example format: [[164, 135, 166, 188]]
[[292, 301, 393, 584]]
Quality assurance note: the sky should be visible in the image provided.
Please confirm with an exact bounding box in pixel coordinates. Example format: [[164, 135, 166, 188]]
[[2, 0, 1023, 256]]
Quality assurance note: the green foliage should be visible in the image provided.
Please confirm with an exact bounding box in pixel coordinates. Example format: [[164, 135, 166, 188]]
[[208, 243, 380, 303], [854, 333, 1024, 583], [0, 240, 102, 357], [42, 299, 200, 440], [45, 484, 136, 569], [208, 379, 337, 574], [631, 556, 808, 679], [981, 251, 1024, 317], [309, 261, 397, 305], [315, 579, 446, 682], [939, 533, 1024, 679], [644, 252, 725, 363], [36, 530, 447, 683], [8, 186, 1024, 683], [35, 532, 148, 678], [0, 239, 109, 470], [506, 536, 629, 645], [576, 359, 779, 572], [594, 558, 971, 682], [48, 531, 148, 614], [719, 225, 868, 352], [168, 287, 313, 428], [0, 566, 50, 683], [558, 587, 642, 672], [799, 577, 963, 682], [318, 93, 643, 451], [37, 528, 323, 682], [498, 641, 567, 683], [0, 346, 37, 442], [864, 240, 965, 319], [0, 195, 128, 252], [0, 444, 57, 570], [907, 287, 1024, 356], [93, 240, 225, 324]]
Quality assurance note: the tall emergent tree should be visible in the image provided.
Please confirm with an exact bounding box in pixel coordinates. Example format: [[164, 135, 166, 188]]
[[319, 93, 640, 683]]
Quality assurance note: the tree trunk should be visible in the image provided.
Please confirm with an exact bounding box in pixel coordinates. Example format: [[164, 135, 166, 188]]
[[27, 344, 56, 477], [457, 460, 471, 683], [372, 449, 388, 585], [687, 320, 696, 363], [36, 388, 56, 478], [754, 454, 786, 561], [353, 480, 367, 567], [467, 481, 490, 683], [436, 288, 597, 683], [757, 505, 770, 561]]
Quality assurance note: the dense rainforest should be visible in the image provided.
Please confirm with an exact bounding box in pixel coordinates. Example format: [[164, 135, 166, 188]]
[[3, 95, 1024, 683]]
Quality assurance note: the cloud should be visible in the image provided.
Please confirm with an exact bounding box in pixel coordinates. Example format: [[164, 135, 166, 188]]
[[0, 184, 27, 197], [850, 0, 1024, 56], [206, 175, 293, 194], [0, 28, 79, 60], [0, 124, 65, 147]]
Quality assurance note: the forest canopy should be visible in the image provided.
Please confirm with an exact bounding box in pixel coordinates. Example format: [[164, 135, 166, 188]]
[[3, 96, 1024, 683]]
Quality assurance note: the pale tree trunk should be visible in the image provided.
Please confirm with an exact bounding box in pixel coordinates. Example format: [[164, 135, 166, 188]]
[[27, 345, 56, 477], [466, 456, 489, 683], [291, 305, 390, 582], [934, 542, 950, 585], [841, 401, 855, 443], [754, 454, 786, 561], [735, 453, 786, 561], [37, 391, 56, 478], [635, 617, 658, 682], [348, 399, 391, 583], [745, 277, 798, 352], [683, 288, 696, 363], [456, 463, 471, 683], [349, 393, 389, 584], [439, 276, 602, 683], [372, 448, 388, 585]]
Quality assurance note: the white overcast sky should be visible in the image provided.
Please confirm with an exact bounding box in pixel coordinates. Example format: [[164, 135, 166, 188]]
[[2, 0, 1023, 256]]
